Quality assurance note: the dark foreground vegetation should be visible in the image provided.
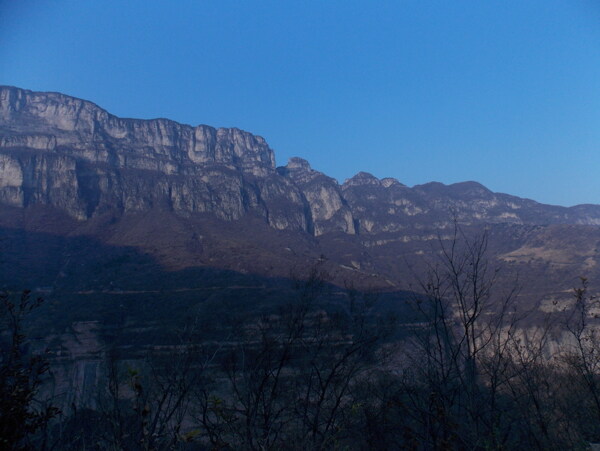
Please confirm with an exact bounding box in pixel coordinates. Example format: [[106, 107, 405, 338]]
[[3, 231, 600, 450]]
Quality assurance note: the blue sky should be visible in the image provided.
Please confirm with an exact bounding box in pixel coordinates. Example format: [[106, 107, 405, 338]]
[[1, 0, 599, 206]]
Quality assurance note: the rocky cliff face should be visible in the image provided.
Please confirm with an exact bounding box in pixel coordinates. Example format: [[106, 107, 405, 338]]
[[278, 158, 355, 236], [2, 85, 600, 238], [0, 86, 275, 172], [0, 86, 283, 223]]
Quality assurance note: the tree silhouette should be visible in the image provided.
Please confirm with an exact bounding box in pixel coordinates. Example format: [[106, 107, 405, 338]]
[[0, 290, 58, 450]]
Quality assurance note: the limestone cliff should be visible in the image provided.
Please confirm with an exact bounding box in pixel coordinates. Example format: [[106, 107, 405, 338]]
[[2, 85, 600, 238], [0, 86, 299, 226], [278, 158, 355, 236]]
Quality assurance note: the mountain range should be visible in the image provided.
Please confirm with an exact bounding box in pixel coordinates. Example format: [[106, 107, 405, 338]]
[[1, 85, 600, 333]]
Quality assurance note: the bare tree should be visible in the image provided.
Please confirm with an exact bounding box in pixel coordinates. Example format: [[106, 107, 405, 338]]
[[53, 320, 219, 450], [193, 264, 391, 450], [401, 225, 524, 449], [559, 277, 600, 444]]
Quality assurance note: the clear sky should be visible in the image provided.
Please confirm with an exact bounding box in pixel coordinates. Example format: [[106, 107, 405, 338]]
[[1, 1, 599, 206]]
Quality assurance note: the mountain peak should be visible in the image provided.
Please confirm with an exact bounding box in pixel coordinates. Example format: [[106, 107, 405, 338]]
[[343, 172, 381, 187], [285, 157, 312, 170], [381, 177, 404, 188]]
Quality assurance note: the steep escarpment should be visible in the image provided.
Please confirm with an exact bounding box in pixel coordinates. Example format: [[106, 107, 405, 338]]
[[3, 85, 600, 238], [0, 86, 311, 228], [2, 85, 600, 295], [0, 86, 275, 172], [0, 87, 358, 234]]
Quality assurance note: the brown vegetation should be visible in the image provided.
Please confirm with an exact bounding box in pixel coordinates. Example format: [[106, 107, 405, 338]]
[[5, 233, 600, 450]]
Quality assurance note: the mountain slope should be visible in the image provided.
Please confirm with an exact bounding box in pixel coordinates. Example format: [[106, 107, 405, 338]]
[[1, 85, 599, 313]]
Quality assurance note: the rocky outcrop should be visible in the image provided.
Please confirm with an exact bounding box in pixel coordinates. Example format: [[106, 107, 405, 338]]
[[342, 172, 427, 233], [278, 158, 355, 236]]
